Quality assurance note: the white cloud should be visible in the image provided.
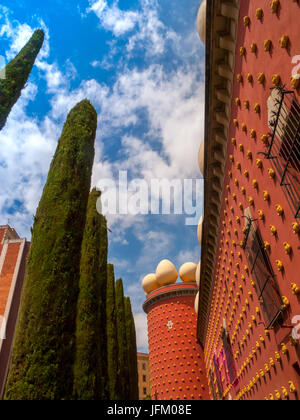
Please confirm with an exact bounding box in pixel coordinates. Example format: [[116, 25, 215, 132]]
[[47, 63, 204, 175], [37, 61, 66, 92], [176, 248, 200, 267], [87, 0, 178, 57], [134, 312, 148, 351], [0, 83, 60, 238], [90, 60, 101, 68], [87, 0, 139, 37]]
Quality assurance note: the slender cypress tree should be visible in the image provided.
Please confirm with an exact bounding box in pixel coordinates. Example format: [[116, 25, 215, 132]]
[[124, 297, 139, 400], [4, 100, 97, 400], [106, 264, 119, 400], [115, 279, 130, 399], [98, 213, 109, 398], [0, 29, 44, 131], [73, 188, 108, 400]]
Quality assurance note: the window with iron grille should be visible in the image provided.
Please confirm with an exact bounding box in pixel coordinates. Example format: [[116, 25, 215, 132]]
[[265, 87, 300, 218], [242, 219, 283, 328], [221, 328, 237, 384], [209, 368, 217, 401], [213, 353, 223, 399]]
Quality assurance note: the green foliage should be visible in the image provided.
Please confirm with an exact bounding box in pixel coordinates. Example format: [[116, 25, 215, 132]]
[[106, 264, 119, 400], [124, 297, 139, 400], [98, 214, 109, 398], [4, 100, 97, 400], [73, 188, 108, 400], [115, 279, 130, 399], [0, 29, 44, 131]]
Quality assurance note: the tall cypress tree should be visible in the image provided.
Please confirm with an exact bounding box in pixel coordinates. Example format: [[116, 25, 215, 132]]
[[73, 188, 108, 400], [115, 279, 130, 399], [4, 100, 97, 400], [0, 29, 44, 131], [98, 213, 109, 398], [124, 297, 139, 400], [106, 264, 119, 400]]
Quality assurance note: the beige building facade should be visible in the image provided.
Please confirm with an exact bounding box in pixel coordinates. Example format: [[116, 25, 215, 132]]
[[137, 352, 151, 400]]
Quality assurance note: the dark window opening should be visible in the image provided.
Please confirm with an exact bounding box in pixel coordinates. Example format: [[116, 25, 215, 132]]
[[209, 368, 217, 401], [222, 328, 237, 384], [143, 375, 146, 382], [242, 219, 283, 328], [213, 353, 223, 399], [266, 88, 300, 218]]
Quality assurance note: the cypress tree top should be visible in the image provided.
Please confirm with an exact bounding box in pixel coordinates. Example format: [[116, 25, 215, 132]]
[[0, 29, 44, 131]]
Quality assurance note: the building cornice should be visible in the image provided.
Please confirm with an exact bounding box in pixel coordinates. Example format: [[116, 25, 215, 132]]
[[143, 283, 198, 314], [197, 0, 240, 345]]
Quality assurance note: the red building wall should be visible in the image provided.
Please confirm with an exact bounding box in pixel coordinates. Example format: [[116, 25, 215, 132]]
[[0, 242, 23, 315], [0, 226, 30, 398], [204, 1, 300, 400], [144, 283, 210, 400]]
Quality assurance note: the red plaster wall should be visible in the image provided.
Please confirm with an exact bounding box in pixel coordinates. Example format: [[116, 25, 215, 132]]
[[0, 243, 21, 316], [0, 229, 5, 244], [0, 240, 30, 398], [146, 284, 210, 400], [204, 1, 300, 401], [0, 227, 7, 257]]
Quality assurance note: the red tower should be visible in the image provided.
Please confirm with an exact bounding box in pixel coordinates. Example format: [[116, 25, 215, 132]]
[[143, 282, 210, 400]]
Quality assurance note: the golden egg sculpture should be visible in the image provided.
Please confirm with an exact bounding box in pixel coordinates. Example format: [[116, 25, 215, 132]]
[[197, 0, 207, 44], [142, 273, 160, 295], [194, 292, 199, 315], [198, 140, 205, 176], [197, 216, 203, 244], [196, 261, 201, 286], [156, 260, 178, 286], [179, 262, 197, 283]]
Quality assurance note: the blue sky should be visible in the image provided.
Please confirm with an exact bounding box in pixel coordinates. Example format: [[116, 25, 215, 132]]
[[0, 0, 205, 351]]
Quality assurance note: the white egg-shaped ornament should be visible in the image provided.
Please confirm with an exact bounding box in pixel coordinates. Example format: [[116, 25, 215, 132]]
[[194, 292, 199, 314], [179, 262, 197, 283], [197, 216, 203, 244], [142, 273, 159, 295], [198, 140, 205, 176], [156, 260, 178, 286], [196, 261, 201, 287], [197, 0, 207, 44]]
